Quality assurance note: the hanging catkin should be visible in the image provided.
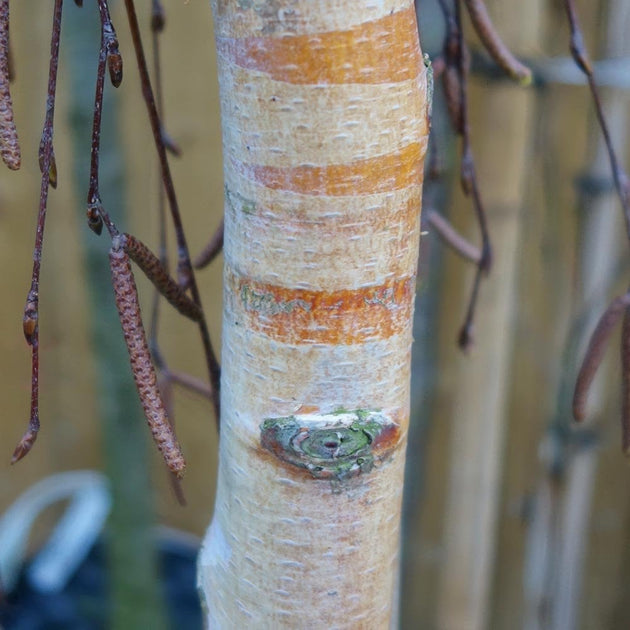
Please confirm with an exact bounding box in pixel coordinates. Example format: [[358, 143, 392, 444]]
[[109, 241, 186, 477], [121, 233, 202, 322]]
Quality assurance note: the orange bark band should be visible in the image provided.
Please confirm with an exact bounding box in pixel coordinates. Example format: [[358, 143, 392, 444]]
[[230, 141, 424, 197], [216, 7, 422, 85], [227, 270, 415, 345]]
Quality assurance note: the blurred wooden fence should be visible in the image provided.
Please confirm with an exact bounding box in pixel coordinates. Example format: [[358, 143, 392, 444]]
[[1, 0, 630, 627]]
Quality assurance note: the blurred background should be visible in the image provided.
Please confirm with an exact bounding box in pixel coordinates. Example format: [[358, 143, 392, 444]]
[[1, 0, 630, 628]]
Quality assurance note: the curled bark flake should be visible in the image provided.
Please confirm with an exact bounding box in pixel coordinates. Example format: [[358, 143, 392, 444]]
[[109, 244, 186, 478], [122, 233, 202, 322], [462, 0, 532, 85], [621, 307, 630, 454], [573, 293, 630, 423], [193, 218, 224, 269], [0, 0, 19, 170]]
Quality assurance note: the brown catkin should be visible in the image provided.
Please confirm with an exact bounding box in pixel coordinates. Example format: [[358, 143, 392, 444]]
[[122, 233, 202, 322], [573, 293, 630, 422], [463, 0, 532, 85], [621, 307, 630, 454], [109, 244, 186, 477], [0, 0, 20, 170]]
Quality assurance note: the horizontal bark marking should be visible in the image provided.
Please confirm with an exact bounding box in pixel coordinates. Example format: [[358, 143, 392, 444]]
[[219, 67, 428, 168], [231, 141, 423, 196], [226, 269, 415, 344], [223, 187, 422, 291], [215, 6, 421, 85], [212, 0, 411, 38]]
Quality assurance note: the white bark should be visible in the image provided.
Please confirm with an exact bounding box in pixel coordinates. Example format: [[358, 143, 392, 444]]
[[198, 1, 428, 626]]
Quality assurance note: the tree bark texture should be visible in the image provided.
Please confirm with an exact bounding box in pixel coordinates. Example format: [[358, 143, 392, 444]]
[[198, 1, 428, 627]]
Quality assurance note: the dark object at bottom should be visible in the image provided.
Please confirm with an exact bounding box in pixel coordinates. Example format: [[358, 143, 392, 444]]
[[0, 537, 202, 630]]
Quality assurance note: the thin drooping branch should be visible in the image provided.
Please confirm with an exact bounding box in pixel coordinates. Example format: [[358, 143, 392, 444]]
[[165, 369, 213, 400], [438, 0, 493, 350], [123, 0, 220, 429], [564, 0, 630, 454], [563, 0, 630, 241], [12, 0, 63, 464], [462, 0, 532, 84], [0, 0, 20, 170], [425, 208, 481, 264], [86, 0, 122, 238], [193, 217, 224, 269], [149, 0, 168, 351]]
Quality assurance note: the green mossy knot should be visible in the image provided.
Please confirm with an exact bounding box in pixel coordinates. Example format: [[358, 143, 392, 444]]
[[260, 410, 393, 481]]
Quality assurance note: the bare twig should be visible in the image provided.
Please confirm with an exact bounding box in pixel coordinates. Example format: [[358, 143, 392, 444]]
[[425, 209, 481, 263], [166, 369, 213, 400], [462, 0, 532, 84], [13, 0, 63, 464], [563, 0, 630, 241], [439, 0, 493, 350], [193, 217, 224, 269], [123, 0, 221, 430]]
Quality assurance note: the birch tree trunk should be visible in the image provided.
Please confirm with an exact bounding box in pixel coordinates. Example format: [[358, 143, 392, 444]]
[[198, 1, 429, 626]]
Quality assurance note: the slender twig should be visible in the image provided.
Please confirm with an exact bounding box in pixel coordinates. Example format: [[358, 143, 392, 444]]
[[166, 369, 213, 400], [86, 0, 121, 238], [462, 0, 532, 84], [425, 209, 482, 264], [13, 0, 63, 464], [123, 0, 220, 430], [193, 218, 224, 269], [563, 0, 630, 241], [439, 0, 493, 350], [147, 2, 199, 501], [148, 0, 168, 352]]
